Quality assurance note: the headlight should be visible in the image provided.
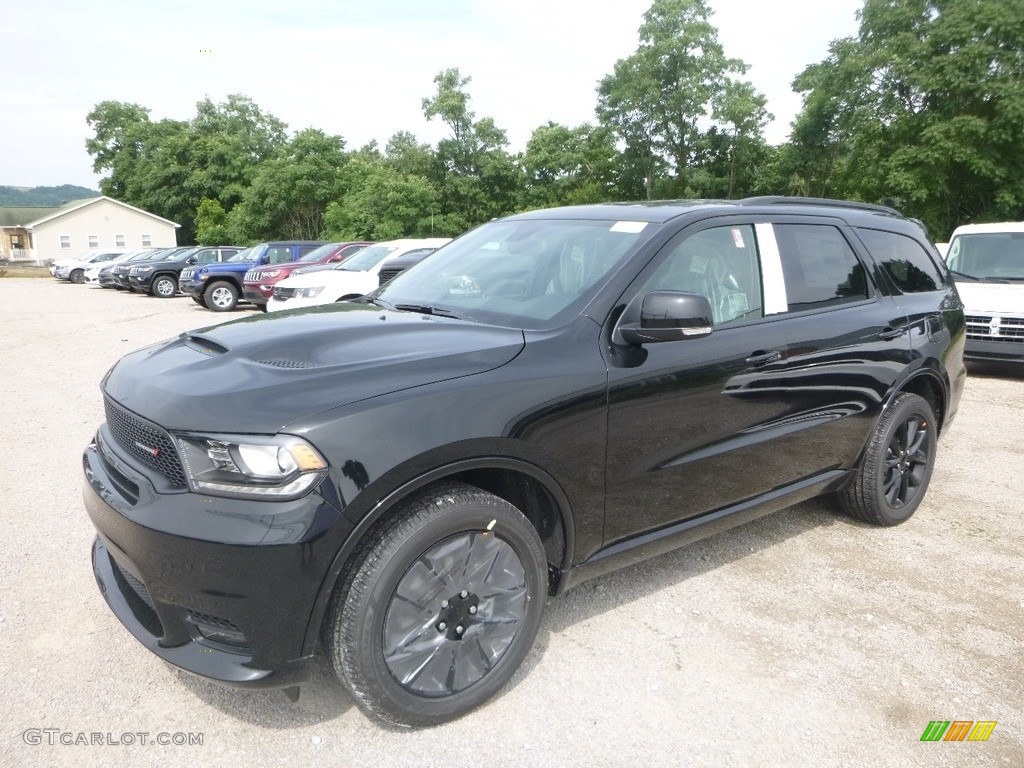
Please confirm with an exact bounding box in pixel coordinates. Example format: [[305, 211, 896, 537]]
[[173, 433, 328, 500], [294, 286, 324, 298], [260, 270, 281, 279], [138, 266, 154, 273]]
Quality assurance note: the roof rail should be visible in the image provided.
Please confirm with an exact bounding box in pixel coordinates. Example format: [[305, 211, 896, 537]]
[[738, 196, 902, 217]]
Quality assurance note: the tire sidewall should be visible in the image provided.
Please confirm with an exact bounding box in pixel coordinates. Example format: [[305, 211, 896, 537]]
[[341, 503, 546, 726], [152, 275, 176, 297], [207, 281, 238, 311], [870, 394, 937, 524]]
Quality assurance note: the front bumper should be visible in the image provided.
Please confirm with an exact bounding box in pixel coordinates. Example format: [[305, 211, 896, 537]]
[[128, 274, 154, 291], [243, 285, 271, 306], [964, 337, 1024, 364], [83, 425, 348, 689]]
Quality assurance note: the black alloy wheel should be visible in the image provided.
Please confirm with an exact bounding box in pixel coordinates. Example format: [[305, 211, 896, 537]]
[[324, 482, 547, 727], [840, 392, 937, 526]]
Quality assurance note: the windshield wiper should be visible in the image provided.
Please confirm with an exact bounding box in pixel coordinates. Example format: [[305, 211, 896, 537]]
[[394, 303, 463, 319], [949, 269, 979, 281], [979, 275, 1013, 283]]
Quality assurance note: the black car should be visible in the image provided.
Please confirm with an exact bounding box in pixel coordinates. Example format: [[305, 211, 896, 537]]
[[377, 247, 440, 287], [83, 198, 965, 727], [108, 248, 188, 289], [127, 246, 241, 297]]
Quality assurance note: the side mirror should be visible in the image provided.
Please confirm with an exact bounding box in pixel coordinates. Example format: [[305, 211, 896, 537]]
[[185, 256, 197, 264], [615, 291, 713, 345]]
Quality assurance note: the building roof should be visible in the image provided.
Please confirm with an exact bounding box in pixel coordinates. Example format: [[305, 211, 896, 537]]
[[0, 206, 61, 227], [20, 196, 180, 229]]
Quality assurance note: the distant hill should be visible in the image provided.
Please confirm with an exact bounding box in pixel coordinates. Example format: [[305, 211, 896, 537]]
[[0, 185, 98, 207]]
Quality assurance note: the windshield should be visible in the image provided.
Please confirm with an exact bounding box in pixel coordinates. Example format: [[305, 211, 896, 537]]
[[336, 245, 398, 272], [227, 246, 257, 263], [140, 248, 176, 262], [375, 218, 656, 329], [298, 244, 341, 263], [947, 233, 1024, 280]]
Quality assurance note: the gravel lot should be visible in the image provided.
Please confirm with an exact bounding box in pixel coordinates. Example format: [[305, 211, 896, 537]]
[[1, 279, 1021, 767]]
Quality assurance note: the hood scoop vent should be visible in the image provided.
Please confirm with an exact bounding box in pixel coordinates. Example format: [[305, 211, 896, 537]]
[[256, 359, 323, 369], [185, 334, 229, 356]]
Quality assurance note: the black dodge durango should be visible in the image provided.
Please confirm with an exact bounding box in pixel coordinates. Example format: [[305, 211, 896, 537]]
[[83, 198, 966, 726]]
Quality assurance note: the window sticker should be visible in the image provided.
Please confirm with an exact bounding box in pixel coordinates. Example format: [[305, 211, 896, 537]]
[[690, 253, 710, 274], [610, 221, 647, 233], [731, 227, 746, 248]]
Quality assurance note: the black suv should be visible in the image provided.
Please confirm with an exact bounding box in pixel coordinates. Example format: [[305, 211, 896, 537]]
[[83, 198, 965, 727], [127, 246, 241, 297]]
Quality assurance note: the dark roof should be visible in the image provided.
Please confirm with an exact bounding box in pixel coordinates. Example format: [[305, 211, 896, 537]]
[[0, 206, 61, 227]]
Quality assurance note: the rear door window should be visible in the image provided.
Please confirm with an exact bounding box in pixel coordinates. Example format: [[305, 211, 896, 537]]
[[773, 224, 869, 312]]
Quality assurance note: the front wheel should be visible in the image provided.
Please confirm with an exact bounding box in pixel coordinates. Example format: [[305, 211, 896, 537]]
[[70, 269, 85, 284], [151, 275, 177, 298], [205, 281, 239, 311], [324, 482, 547, 727], [839, 392, 937, 526]]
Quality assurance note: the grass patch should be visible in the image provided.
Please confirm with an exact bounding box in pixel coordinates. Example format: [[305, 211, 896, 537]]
[[0, 265, 52, 278]]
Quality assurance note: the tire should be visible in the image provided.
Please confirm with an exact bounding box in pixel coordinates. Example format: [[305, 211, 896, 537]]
[[840, 392, 937, 526], [192, 295, 207, 308], [324, 482, 547, 727], [70, 269, 85, 284], [151, 275, 177, 298], [205, 281, 238, 312]]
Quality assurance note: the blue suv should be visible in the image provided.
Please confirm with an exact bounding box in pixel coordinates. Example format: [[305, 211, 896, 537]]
[[181, 241, 325, 311]]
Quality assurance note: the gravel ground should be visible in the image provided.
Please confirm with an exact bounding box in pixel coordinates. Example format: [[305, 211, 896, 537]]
[[1, 279, 1021, 767]]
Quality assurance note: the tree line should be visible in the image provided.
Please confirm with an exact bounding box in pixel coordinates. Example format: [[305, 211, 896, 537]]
[[85, 0, 1024, 245]]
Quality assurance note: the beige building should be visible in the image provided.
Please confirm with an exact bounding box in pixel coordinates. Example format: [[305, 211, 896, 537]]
[[0, 196, 179, 264]]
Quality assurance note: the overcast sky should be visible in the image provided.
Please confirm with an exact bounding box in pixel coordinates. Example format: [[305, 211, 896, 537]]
[[2, 0, 864, 190]]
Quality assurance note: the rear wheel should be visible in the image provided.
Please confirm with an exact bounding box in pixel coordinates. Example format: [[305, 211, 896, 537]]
[[151, 275, 177, 298], [324, 482, 547, 727], [205, 281, 239, 312], [840, 392, 937, 526]]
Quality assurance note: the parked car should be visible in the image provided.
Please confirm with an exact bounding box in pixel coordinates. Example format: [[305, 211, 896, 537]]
[[944, 221, 1024, 364], [84, 249, 162, 286], [129, 246, 242, 297], [52, 250, 128, 283], [377, 247, 441, 287], [182, 241, 326, 312], [242, 242, 371, 311], [109, 248, 186, 290], [83, 198, 965, 727], [267, 238, 452, 312]]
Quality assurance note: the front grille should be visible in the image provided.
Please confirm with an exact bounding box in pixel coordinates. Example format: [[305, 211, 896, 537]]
[[273, 286, 295, 300], [965, 314, 1024, 343], [188, 611, 241, 634], [110, 555, 163, 636], [244, 270, 258, 281], [104, 397, 188, 487], [112, 558, 155, 611], [378, 267, 403, 286], [179, 268, 194, 281]]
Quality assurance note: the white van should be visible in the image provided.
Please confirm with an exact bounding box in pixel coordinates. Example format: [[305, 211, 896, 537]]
[[945, 222, 1024, 364]]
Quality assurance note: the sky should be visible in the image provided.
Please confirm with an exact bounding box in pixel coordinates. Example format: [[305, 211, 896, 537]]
[[1, 0, 864, 190]]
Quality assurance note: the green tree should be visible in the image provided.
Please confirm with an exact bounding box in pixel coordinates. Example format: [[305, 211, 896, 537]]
[[231, 128, 347, 241], [422, 68, 523, 233], [789, 0, 1024, 236], [521, 122, 620, 207], [85, 101, 152, 201], [597, 0, 764, 197], [324, 159, 440, 241]]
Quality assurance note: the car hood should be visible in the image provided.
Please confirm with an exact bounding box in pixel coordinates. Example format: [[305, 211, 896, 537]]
[[955, 281, 1024, 315], [288, 263, 336, 276], [277, 268, 371, 288], [103, 303, 525, 434]]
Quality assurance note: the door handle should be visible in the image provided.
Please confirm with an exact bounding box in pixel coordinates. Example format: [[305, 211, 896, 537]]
[[878, 326, 907, 340], [745, 350, 782, 366]]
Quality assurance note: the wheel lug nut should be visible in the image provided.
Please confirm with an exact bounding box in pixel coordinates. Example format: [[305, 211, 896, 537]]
[[441, 600, 449, 608], [455, 625, 464, 635], [468, 605, 477, 614], [460, 590, 468, 598], [437, 622, 447, 632]]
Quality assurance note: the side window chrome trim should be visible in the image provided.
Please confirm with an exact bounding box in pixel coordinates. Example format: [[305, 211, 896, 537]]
[[755, 223, 788, 315]]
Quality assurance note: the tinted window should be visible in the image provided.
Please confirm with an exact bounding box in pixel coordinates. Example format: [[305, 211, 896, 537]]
[[774, 225, 868, 311], [640, 225, 763, 325], [856, 228, 943, 292], [297, 245, 320, 257]]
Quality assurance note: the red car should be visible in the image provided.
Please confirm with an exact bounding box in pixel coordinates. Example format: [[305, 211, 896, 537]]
[[242, 241, 372, 310]]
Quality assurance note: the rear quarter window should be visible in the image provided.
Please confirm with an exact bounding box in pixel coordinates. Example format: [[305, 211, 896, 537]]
[[856, 228, 943, 292]]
